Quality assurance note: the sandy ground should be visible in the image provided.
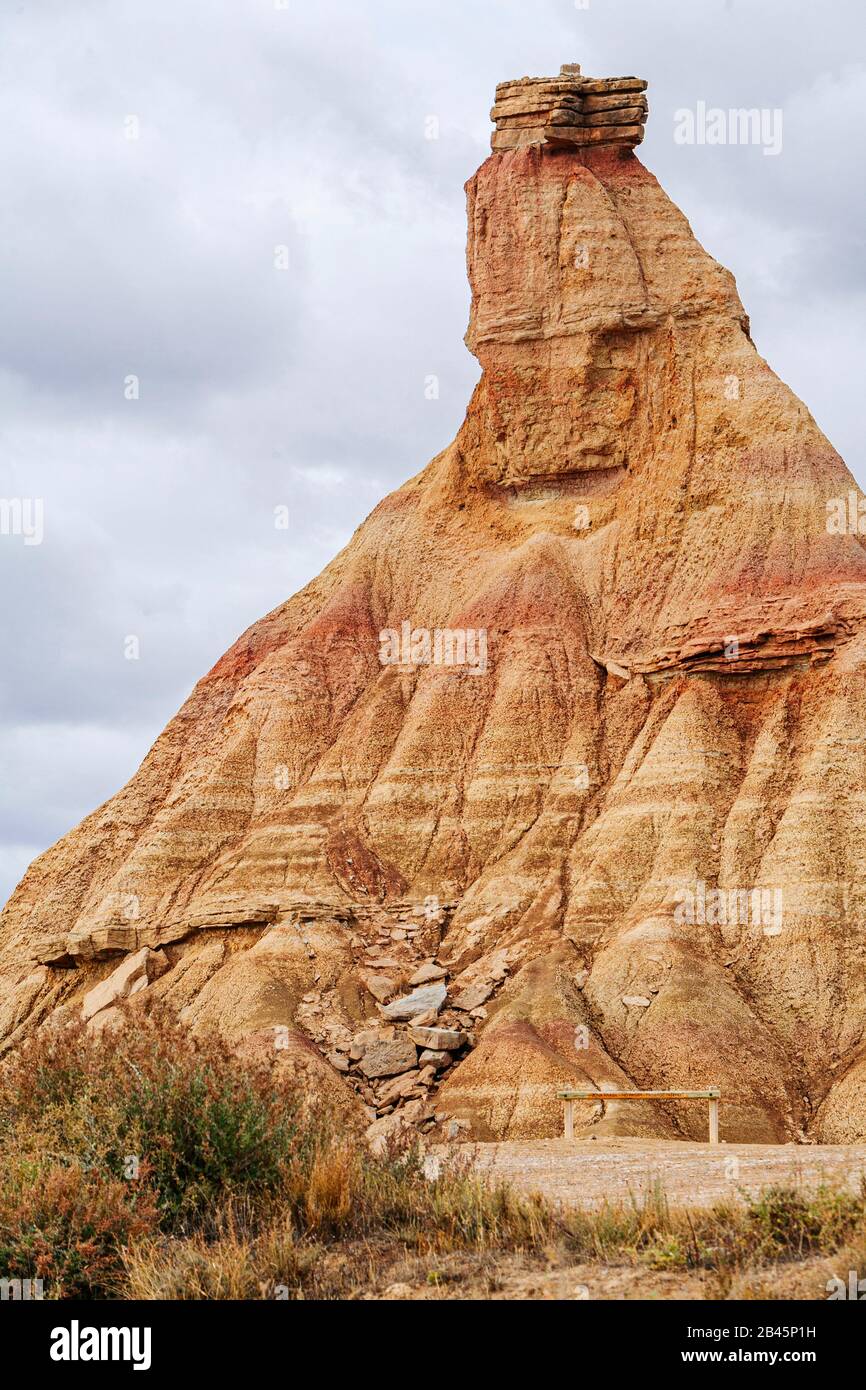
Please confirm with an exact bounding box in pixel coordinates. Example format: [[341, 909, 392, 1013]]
[[459, 1137, 866, 1209]]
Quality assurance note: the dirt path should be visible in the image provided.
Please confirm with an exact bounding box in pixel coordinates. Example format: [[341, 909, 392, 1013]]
[[460, 1137, 866, 1209]]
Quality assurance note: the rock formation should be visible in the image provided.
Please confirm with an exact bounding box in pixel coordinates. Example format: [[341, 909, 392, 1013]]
[[3, 65, 866, 1147], [492, 63, 648, 152]]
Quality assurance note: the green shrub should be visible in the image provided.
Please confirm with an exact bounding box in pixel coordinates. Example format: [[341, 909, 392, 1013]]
[[0, 1015, 301, 1232], [0, 1158, 157, 1299]]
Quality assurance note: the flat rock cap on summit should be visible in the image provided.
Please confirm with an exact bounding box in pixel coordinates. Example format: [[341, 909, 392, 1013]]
[[491, 62, 649, 151]]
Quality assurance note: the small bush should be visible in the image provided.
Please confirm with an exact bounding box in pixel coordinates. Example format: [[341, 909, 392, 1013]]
[[0, 1014, 302, 1232], [0, 1158, 157, 1299], [303, 1144, 358, 1236]]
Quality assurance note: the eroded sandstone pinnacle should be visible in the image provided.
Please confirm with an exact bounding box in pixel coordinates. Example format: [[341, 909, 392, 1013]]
[[491, 61, 649, 152], [2, 65, 866, 1149]]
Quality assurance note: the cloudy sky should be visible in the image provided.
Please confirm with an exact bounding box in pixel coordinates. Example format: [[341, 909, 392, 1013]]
[[1, 0, 863, 906]]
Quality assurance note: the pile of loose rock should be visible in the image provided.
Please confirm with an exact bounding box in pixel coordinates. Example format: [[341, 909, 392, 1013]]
[[294, 905, 511, 1143], [329, 968, 506, 1137], [491, 62, 648, 152]]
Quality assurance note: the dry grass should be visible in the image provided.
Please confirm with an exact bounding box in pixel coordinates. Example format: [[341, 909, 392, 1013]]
[[122, 1213, 314, 1300]]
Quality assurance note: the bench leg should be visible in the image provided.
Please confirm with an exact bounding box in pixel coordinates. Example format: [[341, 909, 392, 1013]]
[[564, 1100, 574, 1140], [708, 1098, 719, 1145]]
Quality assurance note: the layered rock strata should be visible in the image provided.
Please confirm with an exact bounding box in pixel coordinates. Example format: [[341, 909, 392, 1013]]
[[491, 62, 648, 152]]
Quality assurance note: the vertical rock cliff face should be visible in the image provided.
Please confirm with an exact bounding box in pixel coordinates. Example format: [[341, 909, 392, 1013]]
[[3, 104, 866, 1144]]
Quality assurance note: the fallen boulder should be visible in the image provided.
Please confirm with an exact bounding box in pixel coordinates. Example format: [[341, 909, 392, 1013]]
[[382, 982, 447, 1022], [418, 1047, 452, 1070], [359, 1038, 418, 1080]]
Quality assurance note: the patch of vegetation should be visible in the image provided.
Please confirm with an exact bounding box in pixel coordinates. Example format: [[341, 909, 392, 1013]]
[[0, 1157, 156, 1299], [637, 1184, 866, 1274], [0, 1015, 303, 1234], [0, 1015, 552, 1298], [3, 1018, 865, 1299]]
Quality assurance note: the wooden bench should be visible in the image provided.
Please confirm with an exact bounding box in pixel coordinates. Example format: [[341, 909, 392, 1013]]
[[557, 1088, 721, 1144]]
